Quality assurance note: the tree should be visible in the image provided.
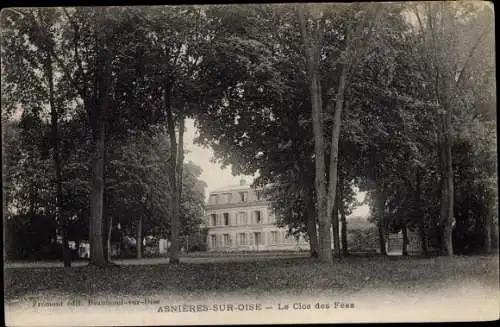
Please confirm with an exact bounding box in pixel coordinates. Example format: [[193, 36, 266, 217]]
[[194, 4, 409, 260], [105, 130, 171, 259], [3, 117, 57, 259], [408, 2, 494, 256], [296, 5, 331, 261], [3, 7, 177, 265], [260, 163, 319, 257], [136, 6, 209, 264], [297, 3, 384, 261], [2, 8, 74, 266], [338, 169, 359, 255], [5, 4, 495, 263], [180, 161, 207, 251], [194, 4, 322, 256], [54, 7, 169, 265], [105, 129, 206, 259], [4, 7, 209, 265]]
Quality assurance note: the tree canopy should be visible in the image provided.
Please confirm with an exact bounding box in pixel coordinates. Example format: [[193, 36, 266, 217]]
[[2, 3, 497, 264]]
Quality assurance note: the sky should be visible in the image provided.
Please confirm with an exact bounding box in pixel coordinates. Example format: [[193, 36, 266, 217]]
[[183, 119, 370, 217]]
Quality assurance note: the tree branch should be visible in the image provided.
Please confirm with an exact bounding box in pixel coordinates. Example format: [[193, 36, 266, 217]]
[[392, 169, 416, 193], [346, 3, 383, 86], [62, 8, 86, 97], [27, 9, 84, 100], [454, 20, 491, 91]]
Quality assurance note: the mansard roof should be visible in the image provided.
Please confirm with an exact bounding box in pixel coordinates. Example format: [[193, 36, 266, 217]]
[[211, 184, 252, 193], [210, 178, 256, 193]]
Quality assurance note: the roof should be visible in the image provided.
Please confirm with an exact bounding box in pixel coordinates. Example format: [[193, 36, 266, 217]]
[[209, 178, 258, 193], [210, 183, 252, 193]]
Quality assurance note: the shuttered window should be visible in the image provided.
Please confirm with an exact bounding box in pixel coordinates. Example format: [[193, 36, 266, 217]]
[[239, 233, 248, 245], [223, 234, 231, 245]]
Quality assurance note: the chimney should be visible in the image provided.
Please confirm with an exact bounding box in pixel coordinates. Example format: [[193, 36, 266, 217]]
[[240, 179, 246, 186]]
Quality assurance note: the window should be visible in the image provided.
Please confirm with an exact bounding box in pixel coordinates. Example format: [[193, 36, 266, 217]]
[[210, 235, 217, 248], [256, 190, 262, 201], [271, 231, 278, 244], [254, 211, 262, 224], [223, 213, 230, 225], [223, 234, 231, 246], [254, 232, 263, 245], [239, 192, 248, 202], [239, 233, 248, 245], [210, 194, 219, 205], [210, 214, 217, 226], [239, 212, 248, 225]]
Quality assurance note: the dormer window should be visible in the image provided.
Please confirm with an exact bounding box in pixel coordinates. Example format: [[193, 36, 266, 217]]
[[210, 194, 219, 205], [223, 193, 232, 204], [239, 192, 248, 202]]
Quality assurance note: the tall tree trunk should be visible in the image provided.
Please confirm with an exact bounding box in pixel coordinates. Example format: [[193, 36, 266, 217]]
[[297, 9, 332, 263], [339, 174, 348, 256], [107, 215, 113, 261], [376, 190, 387, 256], [46, 53, 71, 268], [102, 192, 109, 262], [305, 188, 319, 258], [327, 63, 348, 260], [419, 221, 429, 256], [88, 27, 110, 266], [170, 192, 180, 263], [136, 216, 142, 259], [89, 123, 107, 266], [177, 117, 185, 200], [402, 223, 409, 256], [445, 121, 454, 255], [416, 168, 429, 256], [175, 116, 185, 257], [378, 223, 387, 256], [438, 108, 454, 256], [340, 200, 348, 256], [325, 9, 383, 257], [332, 191, 341, 257], [164, 88, 182, 265]]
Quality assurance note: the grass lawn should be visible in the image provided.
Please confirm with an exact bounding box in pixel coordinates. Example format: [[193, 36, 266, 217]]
[[5, 254, 498, 303]]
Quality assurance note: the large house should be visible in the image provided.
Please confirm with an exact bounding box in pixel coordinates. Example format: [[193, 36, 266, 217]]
[[204, 179, 309, 251]]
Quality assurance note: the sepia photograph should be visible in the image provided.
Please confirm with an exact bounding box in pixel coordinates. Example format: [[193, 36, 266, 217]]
[[2, 2, 498, 325]]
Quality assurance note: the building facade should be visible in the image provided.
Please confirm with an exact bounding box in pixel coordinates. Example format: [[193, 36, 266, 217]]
[[204, 180, 309, 251]]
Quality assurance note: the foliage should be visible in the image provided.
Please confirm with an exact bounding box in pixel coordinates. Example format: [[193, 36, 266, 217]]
[[2, 4, 496, 262]]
